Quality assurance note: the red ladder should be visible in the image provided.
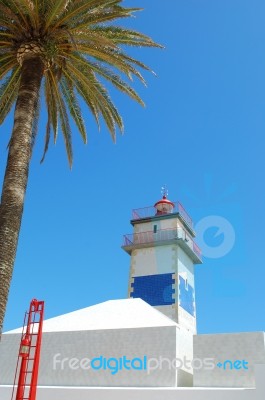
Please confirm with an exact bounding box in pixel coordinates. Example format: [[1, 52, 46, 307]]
[[11, 299, 44, 400]]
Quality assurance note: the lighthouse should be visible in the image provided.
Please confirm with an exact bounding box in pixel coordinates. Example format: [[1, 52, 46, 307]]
[[122, 188, 202, 334]]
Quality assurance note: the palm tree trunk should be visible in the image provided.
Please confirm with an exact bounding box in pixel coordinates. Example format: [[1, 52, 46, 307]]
[[0, 57, 44, 336]]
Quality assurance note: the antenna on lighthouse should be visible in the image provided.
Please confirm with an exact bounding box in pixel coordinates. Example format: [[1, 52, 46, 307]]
[[161, 185, 168, 198]]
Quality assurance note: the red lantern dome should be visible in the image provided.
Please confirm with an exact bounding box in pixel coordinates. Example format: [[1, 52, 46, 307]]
[[154, 195, 175, 215]]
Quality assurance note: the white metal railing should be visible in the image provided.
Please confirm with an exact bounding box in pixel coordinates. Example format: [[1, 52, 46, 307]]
[[132, 201, 193, 229], [123, 227, 202, 260]]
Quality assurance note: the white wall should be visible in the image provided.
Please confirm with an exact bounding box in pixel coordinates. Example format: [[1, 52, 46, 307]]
[[130, 245, 176, 277], [1, 364, 264, 400], [0, 327, 178, 387], [193, 332, 265, 388]]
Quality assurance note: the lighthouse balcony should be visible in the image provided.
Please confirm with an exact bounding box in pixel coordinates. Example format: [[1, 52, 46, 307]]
[[122, 227, 202, 264], [132, 201, 194, 231]]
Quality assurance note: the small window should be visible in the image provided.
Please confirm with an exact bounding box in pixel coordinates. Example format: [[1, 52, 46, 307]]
[[153, 225, 157, 233]]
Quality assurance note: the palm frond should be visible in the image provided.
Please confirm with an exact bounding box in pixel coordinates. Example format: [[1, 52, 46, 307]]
[[44, 70, 58, 144], [0, 40, 13, 47], [43, 0, 69, 32], [49, 69, 73, 166], [13, 0, 39, 28], [63, 68, 100, 130], [60, 76, 87, 144], [0, 58, 18, 80], [40, 119, 51, 164], [51, 0, 122, 31], [65, 61, 123, 138], [65, 45, 147, 84], [68, 52, 145, 104], [0, 66, 20, 124], [6, 0, 31, 29], [0, 32, 16, 40], [118, 52, 156, 75], [62, 29, 118, 50], [0, 17, 28, 37], [0, 6, 18, 30], [41, 76, 53, 163], [92, 26, 163, 48], [67, 8, 140, 31]]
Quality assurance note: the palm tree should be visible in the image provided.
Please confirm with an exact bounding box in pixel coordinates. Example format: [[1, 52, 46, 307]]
[[0, 0, 161, 334]]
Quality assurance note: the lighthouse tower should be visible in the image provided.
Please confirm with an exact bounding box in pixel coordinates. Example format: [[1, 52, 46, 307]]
[[122, 189, 202, 334]]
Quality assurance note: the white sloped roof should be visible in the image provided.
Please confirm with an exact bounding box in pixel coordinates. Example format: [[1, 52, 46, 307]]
[[5, 298, 178, 333]]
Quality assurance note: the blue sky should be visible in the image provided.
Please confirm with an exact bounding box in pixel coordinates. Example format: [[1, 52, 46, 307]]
[[1, 0, 265, 334]]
